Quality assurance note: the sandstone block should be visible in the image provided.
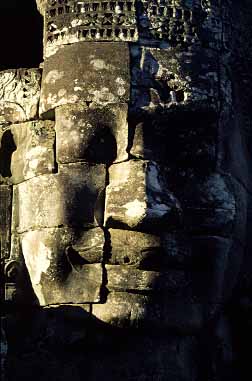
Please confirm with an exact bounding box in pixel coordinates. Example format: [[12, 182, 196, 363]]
[[55, 103, 128, 164], [106, 265, 188, 294], [105, 160, 182, 230], [21, 228, 104, 305], [20, 227, 104, 265], [179, 173, 237, 236], [92, 292, 204, 333], [40, 42, 130, 115], [129, 110, 216, 169], [22, 228, 103, 305], [13, 163, 106, 232]]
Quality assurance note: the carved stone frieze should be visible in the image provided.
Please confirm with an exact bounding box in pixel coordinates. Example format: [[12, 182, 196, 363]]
[[40, 0, 228, 58], [130, 45, 221, 112], [137, 0, 224, 49], [0, 69, 41, 124], [43, 0, 137, 57]]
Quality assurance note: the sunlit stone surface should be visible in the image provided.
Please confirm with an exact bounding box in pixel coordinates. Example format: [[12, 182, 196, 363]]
[[1, 0, 252, 380]]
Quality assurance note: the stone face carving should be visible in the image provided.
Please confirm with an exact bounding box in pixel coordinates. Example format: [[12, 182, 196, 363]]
[[2, 0, 252, 379], [13, 163, 106, 233], [0, 69, 41, 124], [21, 228, 104, 305]]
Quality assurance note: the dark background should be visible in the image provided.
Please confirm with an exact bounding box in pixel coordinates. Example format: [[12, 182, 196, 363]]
[[0, 0, 43, 70]]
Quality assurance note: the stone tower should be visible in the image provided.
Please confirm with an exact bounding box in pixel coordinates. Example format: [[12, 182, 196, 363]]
[[1, 1, 252, 380]]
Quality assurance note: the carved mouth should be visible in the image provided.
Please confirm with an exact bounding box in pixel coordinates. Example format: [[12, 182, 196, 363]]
[[105, 230, 233, 299]]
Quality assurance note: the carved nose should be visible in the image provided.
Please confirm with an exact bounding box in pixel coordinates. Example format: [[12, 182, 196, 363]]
[[105, 160, 182, 231]]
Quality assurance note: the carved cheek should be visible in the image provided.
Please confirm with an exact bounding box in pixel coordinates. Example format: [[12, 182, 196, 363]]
[[21, 228, 104, 306]]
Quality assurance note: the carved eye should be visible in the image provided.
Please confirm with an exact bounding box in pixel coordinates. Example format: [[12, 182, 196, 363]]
[[129, 109, 217, 174]]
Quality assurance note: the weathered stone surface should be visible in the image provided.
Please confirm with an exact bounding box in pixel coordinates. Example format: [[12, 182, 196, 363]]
[[107, 230, 235, 304], [179, 173, 237, 236], [108, 229, 193, 268], [130, 46, 220, 111], [106, 265, 188, 293], [9, 121, 55, 184], [92, 292, 204, 333], [0, 185, 12, 261], [137, 0, 226, 50], [40, 42, 130, 115], [3, 1, 252, 380], [108, 229, 161, 265], [22, 228, 103, 305], [43, 0, 137, 57], [0, 69, 41, 124], [39, 0, 227, 56], [129, 110, 216, 169], [36, 0, 47, 15], [5, 227, 104, 305], [21, 226, 105, 265], [105, 160, 182, 230], [13, 163, 106, 232], [55, 103, 128, 164]]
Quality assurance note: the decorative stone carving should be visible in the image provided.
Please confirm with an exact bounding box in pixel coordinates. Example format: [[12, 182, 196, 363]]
[[10, 121, 55, 184], [105, 160, 182, 230], [0, 69, 41, 124], [40, 42, 130, 115], [40, 0, 227, 58], [2, 1, 252, 380], [130, 45, 220, 111], [43, 0, 137, 57], [137, 0, 224, 49], [106, 265, 189, 293]]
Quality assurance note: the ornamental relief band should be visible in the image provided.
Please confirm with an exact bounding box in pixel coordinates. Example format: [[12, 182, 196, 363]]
[[1, 0, 252, 380]]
